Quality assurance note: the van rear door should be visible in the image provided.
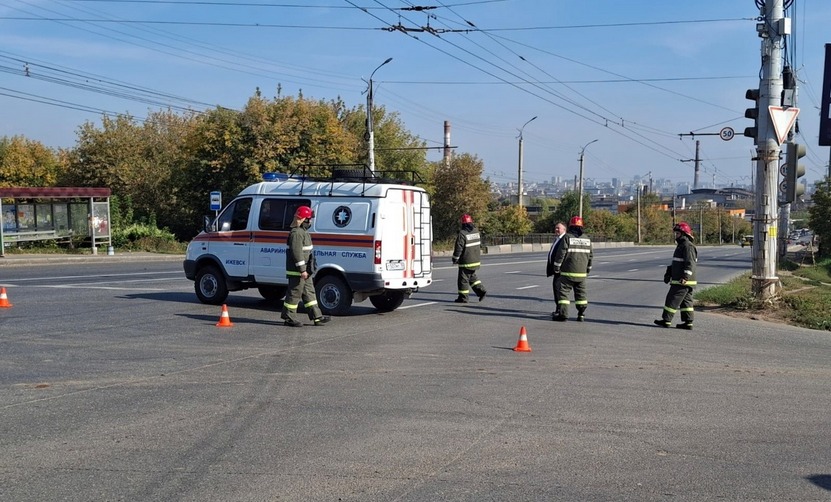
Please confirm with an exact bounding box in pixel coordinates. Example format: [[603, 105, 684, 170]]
[[380, 188, 431, 280]]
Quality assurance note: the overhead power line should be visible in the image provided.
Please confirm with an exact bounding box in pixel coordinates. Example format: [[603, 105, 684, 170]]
[[59, 0, 506, 7]]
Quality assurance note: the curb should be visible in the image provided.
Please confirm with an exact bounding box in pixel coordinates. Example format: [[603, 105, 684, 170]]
[[0, 253, 185, 267]]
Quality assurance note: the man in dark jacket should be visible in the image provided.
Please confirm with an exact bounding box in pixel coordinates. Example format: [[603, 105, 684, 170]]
[[281, 206, 330, 327], [550, 216, 593, 322], [546, 222, 567, 316], [654, 221, 698, 330], [451, 214, 487, 303]]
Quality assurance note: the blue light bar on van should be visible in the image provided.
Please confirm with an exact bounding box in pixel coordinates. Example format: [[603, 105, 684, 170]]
[[262, 172, 288, 181]]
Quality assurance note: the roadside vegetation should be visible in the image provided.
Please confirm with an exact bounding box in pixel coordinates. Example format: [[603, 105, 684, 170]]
[[696, 257, 831, 331]]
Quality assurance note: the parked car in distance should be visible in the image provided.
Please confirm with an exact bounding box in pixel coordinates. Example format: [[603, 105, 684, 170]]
[[740, 235, 753, 247]]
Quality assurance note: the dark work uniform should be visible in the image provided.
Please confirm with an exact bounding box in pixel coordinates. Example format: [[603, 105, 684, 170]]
[[550, 227, 593, 319], [281, 222, 323, 324], [659, 233, 698, 326], [546, 234, 564, 304], [451, 223, 487, 302]]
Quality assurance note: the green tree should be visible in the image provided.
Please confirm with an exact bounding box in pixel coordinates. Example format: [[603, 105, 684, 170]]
[[240, 94, 357, 176], [430, 153, 490, 241], [480, 205, 533, 236], [620, 192, 673, 243], [585, 209, 637, 242], [0, 135, 61, 187], [552, 191, 592, 226], [174, 106, 255, 238], [808, 178, 831, 256], [61, 111, 193, 235]]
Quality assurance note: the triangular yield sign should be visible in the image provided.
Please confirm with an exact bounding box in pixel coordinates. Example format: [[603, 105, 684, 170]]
[[768, 106, 800, 145]]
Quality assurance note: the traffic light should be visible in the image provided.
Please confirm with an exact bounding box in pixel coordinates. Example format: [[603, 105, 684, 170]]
[[782, 141, 806, 203], [744, 88, 760, 143]]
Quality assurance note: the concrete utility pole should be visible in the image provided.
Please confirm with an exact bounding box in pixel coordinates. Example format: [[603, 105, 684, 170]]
[[516, 116, 537, 209], [751, 0, 786, 300], [443, 121, 452, 168], [365, 57, 392, 174], [578, 139, 598, 218]]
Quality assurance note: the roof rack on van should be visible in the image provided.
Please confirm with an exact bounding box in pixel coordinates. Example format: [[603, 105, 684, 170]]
[[280, 164, 425, 197]]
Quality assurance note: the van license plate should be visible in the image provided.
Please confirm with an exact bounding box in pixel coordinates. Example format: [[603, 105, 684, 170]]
[[386, 261, 405, 271]]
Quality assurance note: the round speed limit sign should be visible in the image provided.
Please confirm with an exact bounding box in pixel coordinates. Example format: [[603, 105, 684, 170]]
[[719, 127, 735, 141]]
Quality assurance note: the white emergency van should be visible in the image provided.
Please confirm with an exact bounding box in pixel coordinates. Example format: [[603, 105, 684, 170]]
[[183, 171, 433, 315]]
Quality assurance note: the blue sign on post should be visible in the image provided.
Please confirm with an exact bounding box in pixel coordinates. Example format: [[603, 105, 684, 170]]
[[210, 191, 222, 211]]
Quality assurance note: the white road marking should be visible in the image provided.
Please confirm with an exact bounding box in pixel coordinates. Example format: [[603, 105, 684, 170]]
[[516, 285, 539, 290], [36, 285, 166, 291], [4, 271, 181, 282], [399, 302, 437, 309]]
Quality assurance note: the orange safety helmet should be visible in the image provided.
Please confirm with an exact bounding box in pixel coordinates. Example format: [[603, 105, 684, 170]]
[[461, 214, 473, 224], [569, 216, 584, 227], [674, 221, 693, 237], [296, 206, 314, 219]]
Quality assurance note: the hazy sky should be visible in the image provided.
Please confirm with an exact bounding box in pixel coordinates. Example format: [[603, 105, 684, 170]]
[[1, 0, 830, 187]]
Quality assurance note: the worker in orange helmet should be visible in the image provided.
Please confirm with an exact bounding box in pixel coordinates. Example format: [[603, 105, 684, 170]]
[[550, 215, 593, 322], [451, 213, 487, 303], [654, 222, 698, 330], [281, 205, 331, 327]]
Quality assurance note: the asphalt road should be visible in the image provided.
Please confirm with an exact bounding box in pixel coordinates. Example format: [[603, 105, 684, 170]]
[[1, 246, 830, 501]]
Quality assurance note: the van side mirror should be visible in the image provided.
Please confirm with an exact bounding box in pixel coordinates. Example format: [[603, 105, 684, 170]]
[[203, 216, 212, 232]]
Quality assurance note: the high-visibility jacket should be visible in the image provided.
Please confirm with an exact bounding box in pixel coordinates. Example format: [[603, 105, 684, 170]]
[[285, 224, 314, 277], [452, 224, 482, 269], [670, 235, 697, 286], [551, 231, 592, 279]]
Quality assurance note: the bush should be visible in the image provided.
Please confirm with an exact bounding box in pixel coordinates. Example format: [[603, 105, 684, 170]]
[[112, 223, 185, 253]]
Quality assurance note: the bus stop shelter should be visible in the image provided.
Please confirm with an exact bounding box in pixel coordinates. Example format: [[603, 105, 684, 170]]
[[0, 187, 112, 258]]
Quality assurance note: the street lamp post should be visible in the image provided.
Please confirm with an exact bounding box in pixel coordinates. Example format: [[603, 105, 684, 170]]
[[517, 116, 537, 208], [578, 139, 598, 218], [365, 57, 393, 174]]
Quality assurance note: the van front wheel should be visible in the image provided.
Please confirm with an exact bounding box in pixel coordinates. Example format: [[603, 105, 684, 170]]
[[369, 290, 405, 312], [316, 275, 353, 316], [195, 266, 228, 305]]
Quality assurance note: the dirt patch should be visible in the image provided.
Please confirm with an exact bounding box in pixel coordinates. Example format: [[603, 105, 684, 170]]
[[697, 304, 793, 325]]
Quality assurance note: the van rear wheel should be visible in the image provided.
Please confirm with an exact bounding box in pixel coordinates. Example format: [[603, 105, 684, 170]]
[[315, 275, 353, 316], [195, 266, 228, 305], [369, 290, 405, 312]]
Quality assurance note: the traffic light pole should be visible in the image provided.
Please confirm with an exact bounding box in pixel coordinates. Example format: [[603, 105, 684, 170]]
[[751, 0, 785, 301]]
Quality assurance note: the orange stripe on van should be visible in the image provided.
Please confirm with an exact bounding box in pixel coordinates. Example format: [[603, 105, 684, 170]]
[[192, 231, 250, 242]]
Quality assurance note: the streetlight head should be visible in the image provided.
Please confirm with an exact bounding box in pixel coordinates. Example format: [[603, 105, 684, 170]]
[[383, 57, 393, 65], [518, 116, 538, 138], [580, 139, 599, 154]]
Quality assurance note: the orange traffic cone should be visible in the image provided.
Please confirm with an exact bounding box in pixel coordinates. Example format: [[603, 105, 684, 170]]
[[513, 326, 531, 352], [215, 304, 234, 327], [0, 287, 12, 308]]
